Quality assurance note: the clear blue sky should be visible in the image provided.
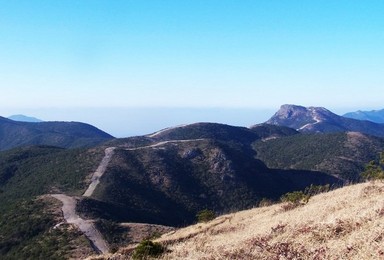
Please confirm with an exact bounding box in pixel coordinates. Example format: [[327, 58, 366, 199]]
[[1, 1, 383, 136]]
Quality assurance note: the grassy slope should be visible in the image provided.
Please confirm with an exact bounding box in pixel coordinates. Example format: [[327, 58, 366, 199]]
[[97, 181, 383, 259]]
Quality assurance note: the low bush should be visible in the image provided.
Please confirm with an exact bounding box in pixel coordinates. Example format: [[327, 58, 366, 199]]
[[361, 152, 384, 181], [280, 191, 309, 206], [132, 240, 165, 260], [196, 209, 216, 223]]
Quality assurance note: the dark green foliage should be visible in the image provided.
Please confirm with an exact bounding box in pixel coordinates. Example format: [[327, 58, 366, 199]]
[[132, 240, 166, 260], [280, 191, 309, 205], [280, 184, 332, 209], [0, 146, 103, 203], [254, 133, 347, 171], [0, 198, 90, 259], [253, 132, 384, 181], [0, 146, 103, 258], [196, 209, 216, 223], [361, 152, 384, 180]]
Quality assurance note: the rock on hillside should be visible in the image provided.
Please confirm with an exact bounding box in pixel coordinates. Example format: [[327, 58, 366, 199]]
[[266, 104, 384, 137]]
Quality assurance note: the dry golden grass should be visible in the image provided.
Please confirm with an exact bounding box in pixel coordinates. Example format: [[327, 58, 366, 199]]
[[90, 181, 384, 260]]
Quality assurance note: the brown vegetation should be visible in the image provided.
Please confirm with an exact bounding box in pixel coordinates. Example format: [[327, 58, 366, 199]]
[[92, 181, 384, 259]]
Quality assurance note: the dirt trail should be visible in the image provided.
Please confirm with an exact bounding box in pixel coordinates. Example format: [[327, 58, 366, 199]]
[[125, 139, 206, 151], [51, 194, 109, 254], [83, 147, 116, 197]]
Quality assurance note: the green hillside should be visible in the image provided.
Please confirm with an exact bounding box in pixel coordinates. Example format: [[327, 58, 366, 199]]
[[253, 132, 384, 181], [79, 124, 340, 227]]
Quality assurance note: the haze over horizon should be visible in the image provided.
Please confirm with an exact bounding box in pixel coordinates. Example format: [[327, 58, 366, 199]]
[[1, 1, 383, 136]]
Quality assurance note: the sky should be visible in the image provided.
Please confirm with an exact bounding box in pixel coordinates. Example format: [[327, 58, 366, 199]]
[[1, 1, 383, 137]]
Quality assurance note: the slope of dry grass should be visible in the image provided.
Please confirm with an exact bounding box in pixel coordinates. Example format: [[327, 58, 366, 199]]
[[90, 181, 384, 259]]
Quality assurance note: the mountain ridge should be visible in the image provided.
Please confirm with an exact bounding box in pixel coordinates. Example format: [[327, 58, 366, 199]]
[[8, 114, 43, 123], [344, 108, 384, 123], [0, 116, 114, 151]]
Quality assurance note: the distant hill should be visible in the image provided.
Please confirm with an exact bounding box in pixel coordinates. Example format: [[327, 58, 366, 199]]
[[266, 104, 384, 137], [0, 116, 114, 151], [343, 108, 384, 123], [8, 114, 43, 122]]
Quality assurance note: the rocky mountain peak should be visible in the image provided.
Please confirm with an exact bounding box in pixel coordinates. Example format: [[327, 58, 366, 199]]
[[266, 104, 335, 130], [265, 104, 384, 137]]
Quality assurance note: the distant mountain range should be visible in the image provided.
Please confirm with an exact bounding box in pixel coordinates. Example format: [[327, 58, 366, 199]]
[[343, 108, 384, 123], [0, 116, 114, 151], [8, 114, 43, 123], [265, 104, 384, 137]]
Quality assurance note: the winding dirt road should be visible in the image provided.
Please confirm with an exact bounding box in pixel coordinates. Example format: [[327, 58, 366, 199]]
[[51, 194, 109, 254]]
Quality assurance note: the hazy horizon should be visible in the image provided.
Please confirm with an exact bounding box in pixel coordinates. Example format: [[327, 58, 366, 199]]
[[1, 105, 377, 137]]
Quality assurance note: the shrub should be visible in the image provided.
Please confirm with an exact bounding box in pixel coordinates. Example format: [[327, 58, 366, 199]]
[[280, 191, 309, 206], [258, 198, 274, 207], [196, 209, 216, 223], [132, 240, 165, 260], [361, 152, 384, 181], [304, 184, 330, 196]]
